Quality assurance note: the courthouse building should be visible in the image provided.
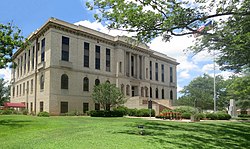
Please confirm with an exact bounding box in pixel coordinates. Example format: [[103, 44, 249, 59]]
[[10, 18, 178, 115]]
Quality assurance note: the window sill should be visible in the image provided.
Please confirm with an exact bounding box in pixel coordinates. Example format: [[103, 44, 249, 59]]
[[59, 60, 73, 68]]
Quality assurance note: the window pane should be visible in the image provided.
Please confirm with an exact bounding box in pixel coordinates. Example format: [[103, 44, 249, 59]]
[[61, 74, 68, 89], [83, 103, 89, 113], [84, 42, 89, 67], [40, 102, 44, 112], [61, 102, 68, 113], [83, 77, 89, 91], [95, 45, 100, 70], [62, 36, 69, 61]]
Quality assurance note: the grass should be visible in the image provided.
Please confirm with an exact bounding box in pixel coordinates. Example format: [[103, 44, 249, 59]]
[[0, 115, 249, 149]]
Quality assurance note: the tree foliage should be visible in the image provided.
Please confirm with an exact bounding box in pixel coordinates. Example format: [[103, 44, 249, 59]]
[[178, 74, 250, 111], [177, 74, 228, 110], [86, 0, 249, 42], [0, 78, 10, 106], [87, 0, 250, 72], [191, 1, 250, 72], [92, 82, 126, 110], [0, 23, 24, 68], [226, 75, 250, 110]]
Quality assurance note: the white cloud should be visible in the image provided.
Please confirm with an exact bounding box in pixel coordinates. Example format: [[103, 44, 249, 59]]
[[192, 51, 213, 63], [216, 71, 237, 80], [74, 20, 136, 37], [0, 68, 11, 84], [202, 63, 219, 73], [179, 70, 190, 79]]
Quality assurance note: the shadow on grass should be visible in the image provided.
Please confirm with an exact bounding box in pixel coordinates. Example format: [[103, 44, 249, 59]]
[[0, 119, 32, 128], [114, 121, 250, 148]]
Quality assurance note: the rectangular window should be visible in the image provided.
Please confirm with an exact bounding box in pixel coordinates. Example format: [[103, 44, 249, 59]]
[[19, 84, 21, 96], [32, 46, 35, 70], [131, 56, 134, 76], [23, 82, 25, 95], [28, 50, 30, 72], [30, 102, 33, 112], [139, 56, 142, 79], [155, 63, 158, 81], [170, 67, 173, 83], [84, 42, 89, 67], [41, 38, 45, 62], [161, 64, 164, 82], [31, 79, 33, 93], [62, 36, 69, 61], [83, 103, 89, 113], [106, 48, 110, 72], [24, 53, 26, 74], [119, 62, 122, 73], [40, 102, 44, 112], [20, 56, 23, 76], [27, 81, 29, 94], [149, 61, 152, 80], [60, 102, 68, 114], [95, 103, 100, 110], [17, 58, 20, 78], [16, 85, 18, 97], [95, 45, 100, 70], [12, 86, 15, 97]]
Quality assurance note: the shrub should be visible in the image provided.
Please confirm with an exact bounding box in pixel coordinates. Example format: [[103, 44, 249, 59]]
[[161, 109, 173, 113], [114, 106, 129, 115], [195, 113, 206, 119], [0, 109, 14, 115], [89, 110, 124, 117], [216, 112, 231, 120], [206, 113, 218, 120], [37, 111, 50, 117], [135, 109, 155, 117], [127, 108, 138, 116], [173, 106, 198, 115], [22, 109, 28, 115], [238, 114, 250, 118], [181, 112, 191, 119]]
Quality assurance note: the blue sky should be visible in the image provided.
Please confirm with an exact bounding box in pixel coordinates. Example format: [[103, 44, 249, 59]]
[[0, 0, 233, 97]]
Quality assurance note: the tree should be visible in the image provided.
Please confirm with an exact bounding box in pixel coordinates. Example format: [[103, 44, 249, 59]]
[[86, 0, 250, 72], [191, 2, 250, 72], [92, 82, 126, 110], [0, 23, 24, 68], [0, 78, 10, 106], [177, 74, 227, 110], [226, 75, 250, 110]]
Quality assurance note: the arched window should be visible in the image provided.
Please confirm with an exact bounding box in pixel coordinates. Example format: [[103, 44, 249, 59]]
[[150, 87, 152, 98], [106, 80, 110, 84], [155, 88, 158, 99], [170, 90, 173, 100], [162, 89, 165, 99], [145, 87, 148, 97], [95, 79, 100, 86], [121, 84, 124, 95], [61, 74, 68, 89], [40, 74, 44, 90], [126, 85, 130, 96], [83, 77, 89, 91], [141, 87, 144, 97]]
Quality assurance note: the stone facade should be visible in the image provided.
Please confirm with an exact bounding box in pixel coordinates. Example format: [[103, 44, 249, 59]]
[[10, 18, 178, 115]]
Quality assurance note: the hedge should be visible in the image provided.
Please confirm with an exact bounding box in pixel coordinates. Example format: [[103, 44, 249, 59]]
[[88, 110, 124, 117], [37, 111, 50, 117]]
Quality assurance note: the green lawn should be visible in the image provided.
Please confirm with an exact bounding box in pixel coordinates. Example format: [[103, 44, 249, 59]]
[[0, 115, 249, 149]]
